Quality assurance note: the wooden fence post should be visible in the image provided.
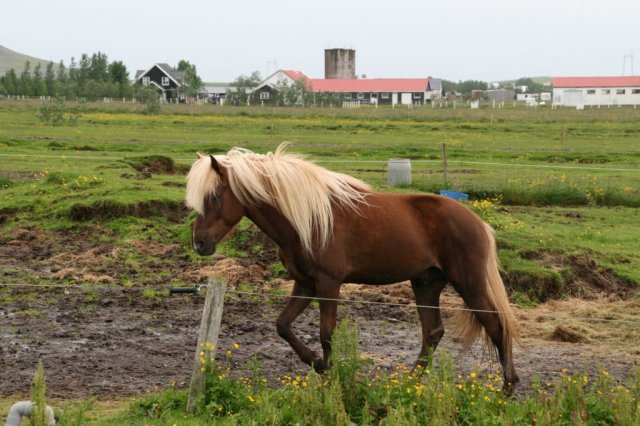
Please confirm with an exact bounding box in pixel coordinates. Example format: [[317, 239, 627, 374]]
[[442, 143, 448, 189], [187, 276, 228, 412]]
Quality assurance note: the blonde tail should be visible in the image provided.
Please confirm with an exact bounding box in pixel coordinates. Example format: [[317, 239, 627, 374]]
[[455, 223, 519, 355]]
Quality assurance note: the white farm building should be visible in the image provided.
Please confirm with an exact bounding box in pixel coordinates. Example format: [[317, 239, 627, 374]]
[[553, 76, 640, 107]]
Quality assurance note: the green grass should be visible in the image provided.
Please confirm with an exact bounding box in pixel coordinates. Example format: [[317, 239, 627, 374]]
[[2, 102, 639, 422], [1, 101, 639, 293], [85, 320, 640, 425]]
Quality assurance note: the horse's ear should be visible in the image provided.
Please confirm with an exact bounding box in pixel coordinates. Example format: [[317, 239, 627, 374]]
[[210, 155, 221, 174], [209, 155, 220, 174]]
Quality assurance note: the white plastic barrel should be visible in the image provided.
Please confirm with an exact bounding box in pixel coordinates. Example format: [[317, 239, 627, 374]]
[[387, 158, 411, 186]]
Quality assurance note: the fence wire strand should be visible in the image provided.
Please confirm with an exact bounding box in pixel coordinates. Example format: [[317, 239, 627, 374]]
[[1, 152, 638, 173], [1, 282, 637, 325]]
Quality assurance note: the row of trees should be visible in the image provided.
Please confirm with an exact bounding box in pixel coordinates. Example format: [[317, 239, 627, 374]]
[[0, 52, 133, 99], [0, 52, 204, 101]]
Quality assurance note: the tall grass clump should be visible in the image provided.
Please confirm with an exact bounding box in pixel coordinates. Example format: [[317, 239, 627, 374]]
[[124, 322, 639, 425], [30, 359, 48, 426]]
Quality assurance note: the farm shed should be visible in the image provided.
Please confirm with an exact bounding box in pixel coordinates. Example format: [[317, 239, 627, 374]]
[[201, 84, 233, 104], [134, 63, 184, 102], [553, 76, 640, 107], [253, 69, 442, 106], [485, 89, 515, 102]]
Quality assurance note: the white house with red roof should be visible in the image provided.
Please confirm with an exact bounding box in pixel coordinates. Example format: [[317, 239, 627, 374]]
[[254, 69, 442, 106], [552, 76, 640, 107]]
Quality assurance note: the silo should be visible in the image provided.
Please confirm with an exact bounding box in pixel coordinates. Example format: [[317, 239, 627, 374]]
[[324, 48, 356, 79]]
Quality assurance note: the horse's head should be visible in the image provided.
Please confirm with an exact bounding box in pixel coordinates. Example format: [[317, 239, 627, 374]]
[[187, 154, 244, 256]]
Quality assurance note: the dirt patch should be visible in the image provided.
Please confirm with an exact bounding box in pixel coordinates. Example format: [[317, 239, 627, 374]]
[[124, 156, 190, 178], [1, 285, 638, 401], [550, 325, 590, 343], [506, 252, 636, 302], [68, 200, 187, 222], [0, 227, 638, 401]]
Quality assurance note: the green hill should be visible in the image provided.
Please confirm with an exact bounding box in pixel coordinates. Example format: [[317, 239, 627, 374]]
[[0, 45, 54, 75]]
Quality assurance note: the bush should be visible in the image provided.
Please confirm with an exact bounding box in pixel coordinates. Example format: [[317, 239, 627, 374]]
[[38, 97, 83, 126]]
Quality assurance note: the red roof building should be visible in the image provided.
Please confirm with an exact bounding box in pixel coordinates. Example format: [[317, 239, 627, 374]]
[[553, 76, 640, 88], [254, 69, 442, 106], [552, 76, 640, 107]]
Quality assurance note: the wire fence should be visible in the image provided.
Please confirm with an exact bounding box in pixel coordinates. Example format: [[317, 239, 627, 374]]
[[2, 281, 638, 382], [1, 281, 637, 326], [1, 152, 638, 173]]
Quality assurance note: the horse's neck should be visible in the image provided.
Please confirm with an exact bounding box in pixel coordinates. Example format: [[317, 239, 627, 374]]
[[244, 204, 299, 249]]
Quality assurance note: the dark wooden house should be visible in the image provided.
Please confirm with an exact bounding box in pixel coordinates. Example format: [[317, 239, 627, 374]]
[[134, 63, 184, 102]]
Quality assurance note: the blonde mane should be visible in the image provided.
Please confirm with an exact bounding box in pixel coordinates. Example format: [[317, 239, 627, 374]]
[[186, 143, 370, 256]]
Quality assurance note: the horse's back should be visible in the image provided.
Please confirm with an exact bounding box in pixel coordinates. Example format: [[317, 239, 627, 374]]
[[328, 192, 487, 284]]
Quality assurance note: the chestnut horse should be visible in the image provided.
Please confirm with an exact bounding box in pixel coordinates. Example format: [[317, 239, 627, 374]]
[[186, 144, 519, 393]]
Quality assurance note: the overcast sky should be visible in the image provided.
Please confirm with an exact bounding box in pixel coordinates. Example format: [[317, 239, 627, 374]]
[[2, 0, 639, 83]]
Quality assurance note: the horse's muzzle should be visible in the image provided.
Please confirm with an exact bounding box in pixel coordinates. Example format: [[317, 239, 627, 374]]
[[193, 238, 216, 256]]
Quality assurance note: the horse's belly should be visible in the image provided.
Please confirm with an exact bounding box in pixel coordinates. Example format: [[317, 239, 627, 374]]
[[344, 263, 430, 285]]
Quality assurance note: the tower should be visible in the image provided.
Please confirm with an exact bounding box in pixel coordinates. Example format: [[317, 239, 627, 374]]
[[324, 48, 356, 79]]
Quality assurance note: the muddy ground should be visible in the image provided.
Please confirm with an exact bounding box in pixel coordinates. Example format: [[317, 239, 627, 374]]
[[1, 227, 639, 400]]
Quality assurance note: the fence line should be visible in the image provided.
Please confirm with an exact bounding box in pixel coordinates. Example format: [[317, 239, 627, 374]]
[[2, 281, 637, 381], [1, 282, 637, 325], [1, 152, 638, 173]]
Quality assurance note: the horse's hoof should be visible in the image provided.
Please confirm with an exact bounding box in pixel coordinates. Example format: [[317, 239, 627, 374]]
[[312, 358, 325, 373], [502, 376, 520, 396]]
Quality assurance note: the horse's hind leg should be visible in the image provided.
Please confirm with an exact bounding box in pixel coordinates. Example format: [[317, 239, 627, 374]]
[[410, 269, 448, 369], [453, 283, 519, 394], [276, 281, 320, 368]]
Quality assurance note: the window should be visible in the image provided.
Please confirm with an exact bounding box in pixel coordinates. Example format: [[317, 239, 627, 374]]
[[161, 77, 170, 86], [142, 76, 150, 86], [260, 91, 269, 100], [602, 89, 610, 95], [616, 89, 626, 95], [586, 89, 596, 95], [632, 89, 640, 94], [381, 92, 390, 99], [356, 92, 365, 99], [413, 93, 422, 98]]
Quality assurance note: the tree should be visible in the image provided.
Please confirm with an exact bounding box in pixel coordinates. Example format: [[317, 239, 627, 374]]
[[19, 61, 32, 95], [89, 52, 109, 82], [136, 85, 161, 114], [3, 69, 18, 95], [68, 57, 78, 84], [513, 77, 547, 94], [45, 62, 57, 96], [56, 60, 67, 83], [32, 63, 47, 96], [177, 60, 203, 99], [456, 80, 488, 96], [77, 53, 91, 93], [108, 60, 129, 98], [226, 71, 262, 105], [271, 77, 310, 106]]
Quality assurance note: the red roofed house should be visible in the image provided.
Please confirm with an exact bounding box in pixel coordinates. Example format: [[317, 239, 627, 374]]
[[552, 76, 640, 107], [254, 69, 442, 106]]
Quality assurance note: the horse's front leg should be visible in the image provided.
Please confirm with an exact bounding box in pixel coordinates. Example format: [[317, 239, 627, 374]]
[[276, 281, 321, 368], [314, 279, 341, 373]]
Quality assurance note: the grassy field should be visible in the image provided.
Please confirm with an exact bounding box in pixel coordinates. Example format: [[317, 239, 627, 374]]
[[1, 100, 639, 424], [2, 99, 639, 290]]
